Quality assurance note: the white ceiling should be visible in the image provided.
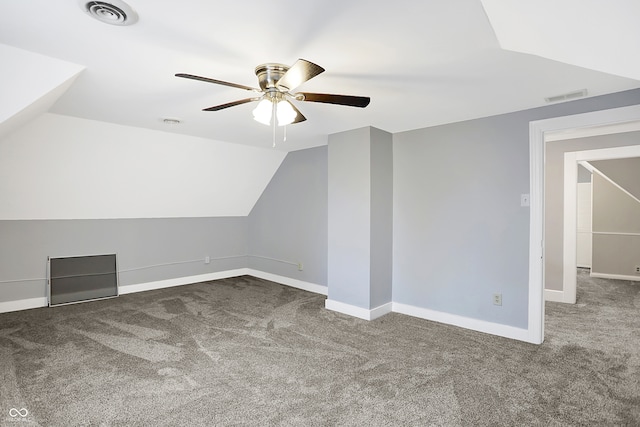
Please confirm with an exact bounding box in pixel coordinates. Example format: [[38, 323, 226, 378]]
[[1, 0, 639, 151]]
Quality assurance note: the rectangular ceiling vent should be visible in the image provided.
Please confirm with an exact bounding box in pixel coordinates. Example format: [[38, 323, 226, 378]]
[[545, 89, 588, 103]]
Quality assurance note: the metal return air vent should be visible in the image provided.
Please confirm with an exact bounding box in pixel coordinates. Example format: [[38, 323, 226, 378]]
[[79, 0, 138, 26]]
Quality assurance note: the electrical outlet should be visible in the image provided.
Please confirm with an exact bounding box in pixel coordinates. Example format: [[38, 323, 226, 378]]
[[297, 263, 304, 271], [635, 265, 640, 274], [205, 256, 210, 264], [493, 293, 502, 306]]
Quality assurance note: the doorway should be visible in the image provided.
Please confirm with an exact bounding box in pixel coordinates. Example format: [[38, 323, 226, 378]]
[[527, 104, 640, 344], [562, 146, 640, 304]]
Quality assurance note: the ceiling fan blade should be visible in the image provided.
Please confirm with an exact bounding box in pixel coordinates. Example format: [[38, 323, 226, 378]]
[[276, 59, 325, 91], [289, 102, 307, 124], [175, 73, 259, 92], [297, 92, 371, 108], [202, 98, 260, 111]]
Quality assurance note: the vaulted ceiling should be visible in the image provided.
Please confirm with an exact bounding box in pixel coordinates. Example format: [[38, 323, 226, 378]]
[[1, 0, 639, 151]]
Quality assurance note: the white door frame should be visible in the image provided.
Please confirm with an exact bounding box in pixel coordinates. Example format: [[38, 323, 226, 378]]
[[528, 104, 640, 344]]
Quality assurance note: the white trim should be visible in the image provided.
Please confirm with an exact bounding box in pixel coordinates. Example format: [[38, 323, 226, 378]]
[[528, 118, 546, 344], [247, 269, 328, 295], [544, 289, 568, 303], [563, 152, 579, 304], [592, 231, 640, 236], [0, 297, 47, 313], [545, 119, 640, 142], [118, 269, 249, 295], [0, 269, 323, 314], [324, 299, 392, 321], [392, 302, 531, 343], [370, 302, 393, 319], [590, 272, 640, 282], [530, 104, 640, 345]]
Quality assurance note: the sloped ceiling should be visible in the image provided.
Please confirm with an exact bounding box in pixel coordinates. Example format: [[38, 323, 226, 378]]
[[589, 157, 640, 201], [0, 113, 286, 219], [1, 1, 639, 151], [481, 0, 640, 81], [0, 44, 84, 139]]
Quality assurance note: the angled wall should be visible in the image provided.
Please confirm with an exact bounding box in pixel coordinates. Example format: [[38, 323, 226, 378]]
[[0, 113, 285, 219], [248, 146, 328, 288], [0, 44, 84, 139], [590, 157, 640, 200]]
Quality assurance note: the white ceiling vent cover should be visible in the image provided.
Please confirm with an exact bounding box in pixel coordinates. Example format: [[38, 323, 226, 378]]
[[545, 89, 588, 103], [80, 0, 138, 26]]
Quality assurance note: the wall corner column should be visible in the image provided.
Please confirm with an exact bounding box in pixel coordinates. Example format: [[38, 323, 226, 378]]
[[326, 126, 393, 320]]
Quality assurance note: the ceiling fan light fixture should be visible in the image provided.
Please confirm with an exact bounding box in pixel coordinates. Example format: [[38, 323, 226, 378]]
[[176, 59, 371, 133], [252, 98, 273, 125], [277, 100, 296, 126]]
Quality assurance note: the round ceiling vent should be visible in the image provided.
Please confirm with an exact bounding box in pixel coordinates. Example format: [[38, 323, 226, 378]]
[[80, 0, 138, 26]]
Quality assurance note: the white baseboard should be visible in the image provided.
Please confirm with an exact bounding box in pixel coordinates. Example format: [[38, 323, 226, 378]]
[[246, 269, 327, 295], [0, 272, 533, 345], [0, 297, 47, 313], [0, 269, 324, 314], [392, 302, 531, 343], [590, 272, 640, 282], [370, 302, 393, 319], [544, 289, 567, 303], [119, 269, 250, 295], [325, 299, 392, 321]]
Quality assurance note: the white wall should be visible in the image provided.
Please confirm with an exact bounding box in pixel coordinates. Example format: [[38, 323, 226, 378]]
[[0, 114, 285, 219], [576, 182, 592, 268]]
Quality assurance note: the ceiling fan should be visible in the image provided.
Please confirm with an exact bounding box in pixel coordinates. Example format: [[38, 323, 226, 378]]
[[175, 59, 370, 127]]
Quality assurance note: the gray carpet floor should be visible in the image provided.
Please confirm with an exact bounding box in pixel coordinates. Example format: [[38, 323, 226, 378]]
[[1, 269, 639, 426]]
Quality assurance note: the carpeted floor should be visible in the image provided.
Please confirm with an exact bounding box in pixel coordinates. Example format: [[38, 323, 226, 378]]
[[1, 269, 639, 426]]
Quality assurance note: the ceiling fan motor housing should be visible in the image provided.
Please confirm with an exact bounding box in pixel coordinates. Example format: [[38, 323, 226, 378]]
[[255, 63, 289, 91]]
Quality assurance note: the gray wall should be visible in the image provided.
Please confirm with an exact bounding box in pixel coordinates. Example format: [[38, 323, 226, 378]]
[[544, 131, 640, 291], [369, 128, 393, 308], [248, 146, 328, 286], [393, 114, 531, 327], [393, 89, 640, 329], [578, 164, 592, 183], [591, 172, 640, 277], [0, 217, 248, 302], [3, 88, 640, 329], [327, 127, 373, 308]]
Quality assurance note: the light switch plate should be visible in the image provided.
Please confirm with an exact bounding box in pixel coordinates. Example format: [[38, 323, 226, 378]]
[[520, 194, 530, 207]]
